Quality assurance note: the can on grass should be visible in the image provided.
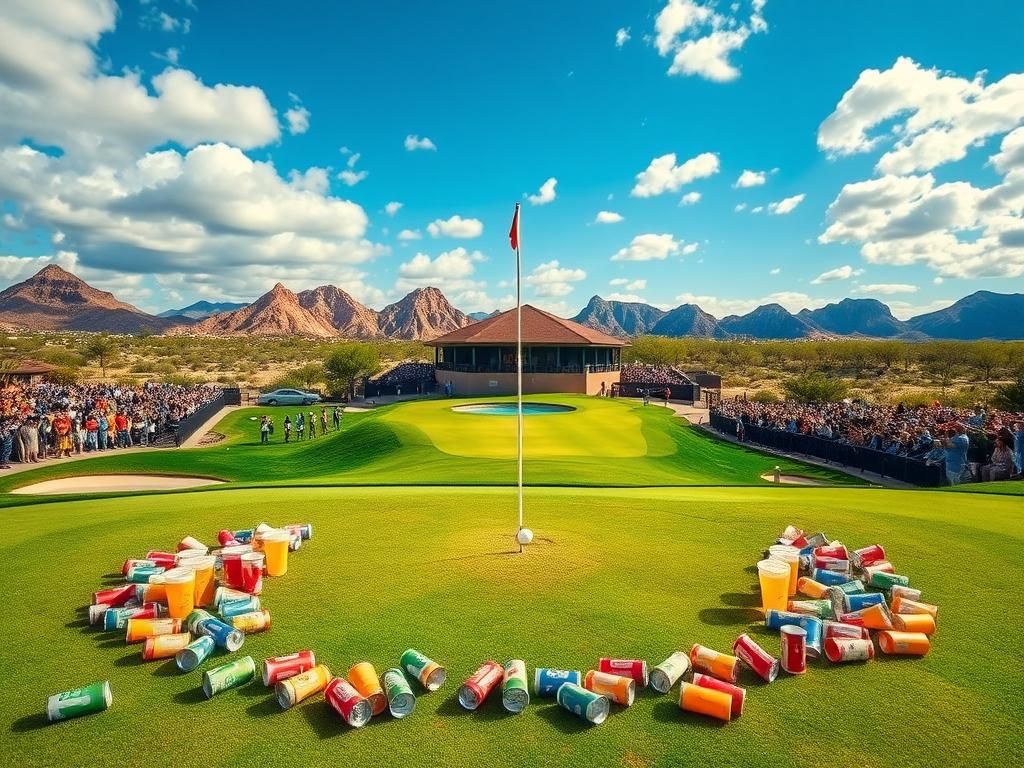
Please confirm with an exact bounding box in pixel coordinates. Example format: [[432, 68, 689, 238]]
[[534, 668, 581, 697], [878, 631, 931, 656], [891, 596, 938, 618], [400, 649, 447, 692], [556, 682, 609, 725], [231, 610, 271, 634], [93, 584, 137, 608], [838, 603, 893, 631], [277, 664, 331, 710], [890, 585, 923, 602], [650, 652, 690, 694], [458, 661, 504, 711], [583, 670, 635, 706], [689, 644, 739, 683], [46, 681, 112, 722], [142, 632, 191, 661], [823, 638, 874, 663], [846, 592, 886, 612], [176, 635, 215, 672], [850, 544, 886, 568], [796, 578, 829, 599], [780, 625, 807, 675], [788, 598, 835, 620], [263, 651, 317, 687], [732, 634, 779, 683], [868, 571, 910, 591], [893, 612, 936, 635], [598, 658, 648, 687], [325, 677, 372, 728], [822, 620, 870, 641], [382, 668, 416, 718], [202, 656, 256, 698], [691, 673, 745, 717], [125, 617, 182, 643], [196, 616, 245, 652], [219, 596, 261, 619], [348, 662, 387, 717], [501, 659, 530, 713], [678, 680, 732, 722]]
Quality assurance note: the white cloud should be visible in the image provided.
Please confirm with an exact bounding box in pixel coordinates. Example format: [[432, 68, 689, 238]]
[[655, 0, 713, 56], [397, 229, 422, 241], [152, 47, 181, 66], [284, 104, 310, 136], [287, 167, 330, 195], [426, 215, 483, 239], [734, 202, 747, 212], [609, 278, 628, 286], [818, 57, 1024, 174], [525, 259, 587, 297], [674, 291, 826, 318], [611, 233, 681, 261], [654, 0, 768, 82], [398, 247, 484, 283], [526, 177, 558, 206], [631, 151, 719, 197], [751, 205, 764, 213], [595, 210, 624, 224], [680, 191, 702, 205], [404, 134, 436, 151], [384, 201, 403, 216], [338, 169, 368, 186], [615, 27, 631, 48], [610, 278, 648, 292], [769, 267, 780, 275], [811, 265, 863, 284], [681, 242, 699, 255], [768, 193, 805, 215], [607, 292, 646, 303], [856, 283, 919, 295], [734, 169, 766, 188], [933, 277, 944, 285]]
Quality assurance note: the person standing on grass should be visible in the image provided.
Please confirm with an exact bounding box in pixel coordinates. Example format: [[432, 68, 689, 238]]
[[296, 412, 304, 441], [1013, 421, 1024, 477], [115, 411, 128, 448], [20, 418, 38, 463], [260, 415, 270, 444], [284, 415, 292, 443], [332, 406, 341, 431], [308, 410, 317, 439], [320, 408, 328, 435], [665, 387, 671, 405], [54, 411, 73, 457], [1, 418, 15, 468], [37, 414, 50, 460], [944, 424, 971, 485], [97, 413, 108, 451]]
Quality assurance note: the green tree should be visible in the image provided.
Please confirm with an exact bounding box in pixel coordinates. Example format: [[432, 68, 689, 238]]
[[967, 341, 1005, 385], [293, 362, 325, 390], [83, 333, 119, 378], [324, 343, 381, 400], [782, 372, 850, 403], [992, 375, 1024, 412], [921, 341, 963, 395]]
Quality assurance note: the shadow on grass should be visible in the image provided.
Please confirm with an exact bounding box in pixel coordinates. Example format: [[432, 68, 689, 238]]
[[173, 687, 206, 705], [299, 699, 351, 739], [10, 712, 50, 733], [246, 695, 281, 718], [434, 691, 512, 722], [651, 700, 728, 729], [64, 618, 91, 630], [113, 651, 146, 668], [234, 678, 268, 698], [698, 607, 761, 626], [534, 703, 593, 734], [719, 592, 759, 608], [152, 659, 181, 677]]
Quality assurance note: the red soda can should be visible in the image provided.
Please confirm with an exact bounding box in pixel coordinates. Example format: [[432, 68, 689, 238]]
[[458, 661, 504, 710], [732, 634, 779, 683], [145, 551, 178, 568], [814, 556, 851, 572], [814, 544, 848, 560], [780, 625, 807, 674], [823, 620, 870, 640], [121, 558, 154, 576], [598, 658, 649, 687], [93, 584, 136, 608], [824, 637, 874, 663], [325, 677, 372, 728], [691, 673, 745, 717], [850, 544, 886, 569], [778, 525, 804, 546], [218, 530, 240, 546], [262, 651, 316, 686]]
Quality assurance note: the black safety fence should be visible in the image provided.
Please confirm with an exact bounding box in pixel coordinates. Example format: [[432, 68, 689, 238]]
[[155, 389, 227, 447], [709, 413, 944, 487], [615, 382, 700, 403]]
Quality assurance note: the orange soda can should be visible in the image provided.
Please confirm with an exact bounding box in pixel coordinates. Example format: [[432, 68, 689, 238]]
[[583, 670, 635, 706], [797, 578, 830, 599], [689, 644, 739, 683], [678, 680, 731, 721], [348, 662, 387, 716], [878, 631, 930, 656], [691, 672, 745, 717], [231, 610, 272, 634], [891, 596, 938, 618], [125, 617, 182, 643], [893, 612, 935, 635], [276, 664, 331, 709], [142, 632, 191, 660], [841, 602, 893, 631], [139, 583, 168, 604]]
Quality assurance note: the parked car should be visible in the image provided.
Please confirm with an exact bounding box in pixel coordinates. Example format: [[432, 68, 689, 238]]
[[256, 389, 321, 406]]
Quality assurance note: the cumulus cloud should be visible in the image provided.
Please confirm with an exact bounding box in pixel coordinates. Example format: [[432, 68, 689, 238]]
[[734, 202, 747, 212], [856, 283, 919, 295], [769, 267, 780, 275], [653, 0, 768, 82], [607, 292, 646, 303], [734, 169, 767, 188], [336, 151, 367, 186], [426, 215, 484, 239], [611, 233, 682, 261], [284, 105, 310, 135], [768, 193, 805, 214], [404, 134, 436, 151], [674, 290, 826, 318], [681, 242, 699, 255], [811, 265, 863, 284], [631, 151, 719, 197], [526, 177, 558, 206], [397, 229, 422, 241], [680, 191, 702, 205], [615, 28, 631, 48], [398, 247, 484, 283], [610, 278, 647, 291], [525, 260, 587, 297], [595, 210, 623, 224], [384, 201, 403, 216]]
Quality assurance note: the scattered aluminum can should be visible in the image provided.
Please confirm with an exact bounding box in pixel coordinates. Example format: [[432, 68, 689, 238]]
[[400, 648, 447, 691], [890, 585, 922, 602], [534, 668, 581, 697], [458, 661, 503, 710], [284, 523, 313, 541], [892, 596, 938, 618], [196, 616, 245, 652], [868, 571, 910, 591], [501, 659, 530, 713], [878, 631, 931, 656], [277, 664, 331, 710], [142, 632, 191, 661], [231, 609, 271, 634], [348, 662, 388, 717], [822, 620, 870, 641], [219, 596, 261, 619], [125, 565, 165, 584], [846, 592, 886, 612], [824, 638, 874, 663], [804, 532, 829, 549], [382, 668, 416, 718], [202, 656, 256, 698], [556, 682, 609, 725], [89, 603, 111, 626], [213, 586, 251, 607], [850, 544, 886, 568], [893, 612, 936, 635], [789, 598, 835, 620], [835, 579, 867, 595], [144, 551, 177, 568], [598, 658, 648, 687], [691, 673, 745, 717], [125, 617, 182, 644], [263, 651, 317, 687], [184, 609, 215, 635], [796, 577, 829, 599], [813, 556, 851, 573], [650, 652, 690, 694], [678, 680, 732, 721], [689, 644, 739, 683], [177, 536, 208, 553], [584, 670, 635, 706], [815, 544, 849, 560], [176, 635, 215, 672], [765, 611, 823, 657], [325, 677, 372, 728], [780, 625, 807, 674], [811, 568, 851, 586], [838, 603, 893, 631], [93, 584, 137, 608], [232, 529, 254, 544], [862, 563, 896, 582], [732, 634, 779, 683], [103, 603, 161, 631], [217, 530, 238, 546], [46, 680, 112, 722], [121, 558, 155, 576]]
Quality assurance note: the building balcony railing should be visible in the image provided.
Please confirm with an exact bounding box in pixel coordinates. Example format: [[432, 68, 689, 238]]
[[436, 362, 621, 374]]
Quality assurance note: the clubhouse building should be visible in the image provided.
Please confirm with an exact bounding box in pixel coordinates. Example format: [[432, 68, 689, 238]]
[[427, 305, 626, 396]]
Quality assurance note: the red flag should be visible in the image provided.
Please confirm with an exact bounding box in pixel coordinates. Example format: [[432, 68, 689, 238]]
[[509, 203, 520, 251]]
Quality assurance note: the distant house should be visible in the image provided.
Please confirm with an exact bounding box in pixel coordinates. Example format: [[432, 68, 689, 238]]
[[4, 360, 57, 385]]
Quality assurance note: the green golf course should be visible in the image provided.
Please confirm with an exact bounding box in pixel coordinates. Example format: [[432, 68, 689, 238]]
[[2, 397, 1022, 768]]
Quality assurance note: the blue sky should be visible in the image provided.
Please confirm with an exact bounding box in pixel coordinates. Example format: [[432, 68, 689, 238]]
[[1, 0, 1022, 318]]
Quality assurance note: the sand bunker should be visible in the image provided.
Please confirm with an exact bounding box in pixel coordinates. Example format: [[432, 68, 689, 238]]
[[760, 472, 827, 486], [12, 474, 224, 495]]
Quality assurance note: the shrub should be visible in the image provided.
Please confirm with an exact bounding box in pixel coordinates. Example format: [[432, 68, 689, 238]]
[[993, 376, 1024, 412], [751, 390, 780, 403], [782, 372, 850, 403]]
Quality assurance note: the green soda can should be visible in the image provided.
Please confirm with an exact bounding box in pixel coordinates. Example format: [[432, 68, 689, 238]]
[[176, 635, 215, 672], [836, 579, 866, 595], [791, 598, 836, 620], [381, 668, 416, 718], [501, 659, 529, 713], [400, 648, 447, 691], [869, 572, 910, 591], [650, 651, 691, 694], [46, 681, 112, 722], [185, 609, 214, 635], [556, 682, 609, 725], [202, 656, 256, 698]]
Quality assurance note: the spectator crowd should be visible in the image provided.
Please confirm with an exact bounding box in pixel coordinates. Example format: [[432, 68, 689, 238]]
[[0, 381, 221, 467], [620, 363, 692, 386], [714, 398, 1024, 486]]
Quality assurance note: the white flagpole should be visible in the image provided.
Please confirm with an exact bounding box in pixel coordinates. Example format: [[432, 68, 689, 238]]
[[515, 202, 524, 547]]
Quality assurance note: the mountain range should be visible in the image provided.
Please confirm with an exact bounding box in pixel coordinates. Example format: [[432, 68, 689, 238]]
[[0, 266, 1020, 340]]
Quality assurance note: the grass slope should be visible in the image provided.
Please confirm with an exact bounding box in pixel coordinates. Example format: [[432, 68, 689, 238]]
[[3, 486, 1021, 768], [0, 397, 860, 498]]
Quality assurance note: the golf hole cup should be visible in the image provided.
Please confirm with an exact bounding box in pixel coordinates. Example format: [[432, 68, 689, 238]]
[[400, 649, 447, 691], [263, 530, 291, 577], [768, 545, 801, 596], [161, 567, 196, 620], [757, 559, 791, 613], [348, 662, 388, 716]]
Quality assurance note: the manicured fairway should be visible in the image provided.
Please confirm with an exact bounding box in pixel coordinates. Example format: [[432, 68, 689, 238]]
[[4, 486, 1022, 768], [0, 397, 861, 498]]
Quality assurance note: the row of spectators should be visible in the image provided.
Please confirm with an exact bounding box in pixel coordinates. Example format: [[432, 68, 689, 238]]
[[714, 398, 1024, 485], [620, 363, 693, 386], [0, 382, 221, 466], [369, 361, 436, 386]]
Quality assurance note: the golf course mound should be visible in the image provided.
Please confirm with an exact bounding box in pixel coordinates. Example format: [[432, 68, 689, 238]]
[[759, 472, 827, 486], [11, 474, 224, 495]]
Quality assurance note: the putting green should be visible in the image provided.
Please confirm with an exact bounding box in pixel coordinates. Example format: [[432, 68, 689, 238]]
[[3, 486, 1021, 768]]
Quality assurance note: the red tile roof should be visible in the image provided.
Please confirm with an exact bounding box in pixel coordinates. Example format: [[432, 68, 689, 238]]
[[9, 359, 57, 375], [426, 305, 627, 346]]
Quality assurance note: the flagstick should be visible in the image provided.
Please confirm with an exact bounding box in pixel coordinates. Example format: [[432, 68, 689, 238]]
[[514, 202, 524, 553]]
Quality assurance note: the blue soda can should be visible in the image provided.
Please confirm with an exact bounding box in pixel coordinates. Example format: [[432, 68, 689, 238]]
[[126, 565, 164, 583], [197, 617, 245, 652], [220, 596, 261, 618], [765, 610, 807, 630], [556, 682, 609, 725], [813, 568, 850, 586], [176, 635, 215, 672], [534, 668, 581, 698], [233, 529, 254, 544], [103, 606, 142, 631], [846, 592, 885, 611], [765, 611, 823, 659]]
